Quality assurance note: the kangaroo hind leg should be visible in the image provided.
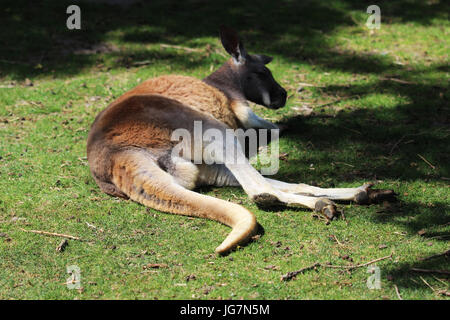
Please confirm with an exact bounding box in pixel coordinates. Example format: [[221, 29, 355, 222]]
[[265, 179, 396, 204], [110, 149, 257, 254]]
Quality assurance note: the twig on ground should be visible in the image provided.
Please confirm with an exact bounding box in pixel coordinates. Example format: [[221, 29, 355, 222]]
[[428, 235, 450, 240], [0, 59, 32, 65], [334, 161, 355, 168], [419, 276, 450, 297], [417, 154, 436, 169], [419, 276, 436, 292], [323, 254, 393, 271], [412, 268, 450, 275], [67, 254, 91, 261], [160, 44, 202, 53], [394, 284, 403, 300], [419, 249, 450, 262], [296, 82, 318, 87], [281, 254, 392, 281], [330, 234, 345, 247], [389, 135, 407, 155], [379, 77, 416, 85], [389, 131, 430, 155], [411, 268, 450, 275], [20, 228, 82, 241], [432, 275, 449, 286], [281, 263, 321, 281], [132, 60, 152, 66]]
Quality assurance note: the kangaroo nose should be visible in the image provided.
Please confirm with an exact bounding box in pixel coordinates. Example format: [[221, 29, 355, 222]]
[[270, 89, 287, 109], [281, 88, 287, 101]]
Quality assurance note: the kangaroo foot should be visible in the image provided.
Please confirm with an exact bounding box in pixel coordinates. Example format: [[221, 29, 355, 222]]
[[354, 183, 397, 205]]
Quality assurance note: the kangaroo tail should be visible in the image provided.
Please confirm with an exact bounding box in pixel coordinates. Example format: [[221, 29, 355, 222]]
[[110, 150, 257, 254]]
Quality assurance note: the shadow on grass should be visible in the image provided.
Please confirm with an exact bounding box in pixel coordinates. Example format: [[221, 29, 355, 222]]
[[370, 201, 449, 240], [278, 80, 449, 183], [1, 0, 448, 79], [385, 248, 449, 296]]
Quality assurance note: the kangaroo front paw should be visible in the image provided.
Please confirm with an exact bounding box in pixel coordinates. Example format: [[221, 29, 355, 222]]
[[315, 198, 338, 220], [354, 183, 397, 204]]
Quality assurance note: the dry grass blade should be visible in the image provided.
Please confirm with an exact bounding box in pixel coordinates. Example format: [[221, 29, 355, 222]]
[[20, 228, 82, 241], [394, 284, 403, 300]]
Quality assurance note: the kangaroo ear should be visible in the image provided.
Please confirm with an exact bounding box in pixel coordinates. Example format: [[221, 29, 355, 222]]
[[255, 54, 273, 65], [219, 25, 247, 64]]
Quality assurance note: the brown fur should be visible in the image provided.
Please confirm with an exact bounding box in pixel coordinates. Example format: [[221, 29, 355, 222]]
[[87, 75, 257, 254], [112, 74, 241, 129]]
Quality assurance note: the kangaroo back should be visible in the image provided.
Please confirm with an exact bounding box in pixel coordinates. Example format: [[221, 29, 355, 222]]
[[113, 75, 241, 129]]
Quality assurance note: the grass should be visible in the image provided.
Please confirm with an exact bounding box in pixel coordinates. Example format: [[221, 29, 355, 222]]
[[0, 0, 449, 300]]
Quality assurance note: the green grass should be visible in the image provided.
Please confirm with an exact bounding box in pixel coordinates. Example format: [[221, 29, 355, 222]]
[[0, 0, 449, 300]]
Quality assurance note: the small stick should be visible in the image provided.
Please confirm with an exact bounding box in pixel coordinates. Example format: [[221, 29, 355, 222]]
[[323, 254, 392, 270], [419, 249, 450, 262], [160, 44, 201, 53], [419, 276, 436, 292], [132, 60, 152, 66], [296, 82, 317, 87], [432, 275, 449, 286], [394, 284, 403, 300], [428, 235, 450, 240], [379, 77, 416, 85], [411, 268, 450, 275], [0, 59, 32, 65], [281, 263, 321, 281], [281, 254, 392, 281], [389, 131, 429, 155], [417, 154, 436, 169], [340, 126, 362, 135], [330, 234, 344, 247], [334, 162, 355, 168], [389, 134, 407, 155], [20, 228, 82, 241]]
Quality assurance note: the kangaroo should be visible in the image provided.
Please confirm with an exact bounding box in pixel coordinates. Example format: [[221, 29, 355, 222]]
[[87, 27, 395, 254]]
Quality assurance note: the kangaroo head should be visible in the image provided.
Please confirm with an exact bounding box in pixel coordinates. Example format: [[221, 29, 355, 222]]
[[218, 26, 287, 109]]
